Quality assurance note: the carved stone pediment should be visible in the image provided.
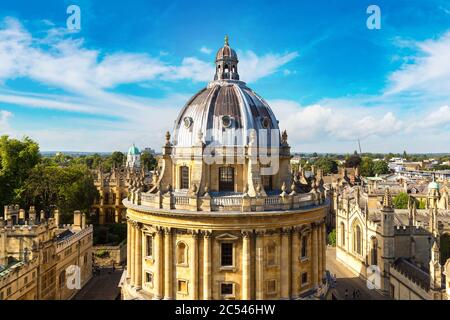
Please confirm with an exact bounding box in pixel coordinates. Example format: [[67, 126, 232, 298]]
[[215, 233, 239, 241]]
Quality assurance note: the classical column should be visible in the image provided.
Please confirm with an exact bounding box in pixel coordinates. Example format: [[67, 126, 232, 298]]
[[190, 231, 199, 299], [255, 230, 265, 300], [129, 221, 135, 286], [134, 223, 142, 289], [153, 228, 163, 299], [312, 224, 319, 286], [317, 223, 323, 284], [291, 227, 300, 298], [322, 223, 327, 279], [242, 230, 251, 300], [203, 231, 212, 300], [163, 228, 173, 299], [127, 220, 131, 278], [280, 228, 291, 299], [114, 208, 120, 223]]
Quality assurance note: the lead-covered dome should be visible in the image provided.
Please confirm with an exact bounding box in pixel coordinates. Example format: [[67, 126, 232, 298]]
[[172, 37, 280, 147]]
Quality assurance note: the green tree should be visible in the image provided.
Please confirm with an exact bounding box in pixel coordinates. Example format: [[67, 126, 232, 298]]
[[360, 157, 374, 177], [328, 229, 336, 246], [141, 151, 158, 170], [314, 157, 338, 174], [373, 160, 390, 175], [22, 163, 98, 223], [393, 192, 409, 209], [345, 154, 362, 168], [0, 135, 41, 207], [110, 151, 125, 166]]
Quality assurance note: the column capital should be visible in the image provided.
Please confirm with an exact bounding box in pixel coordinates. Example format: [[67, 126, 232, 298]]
[[255, 229, 267, 236], [281, 227, 292, 235], [163, 227, 172, 235], [241, 230, 253, 238], [189, 229, 200, 238], [203, 230, 213, 238], [155, 226, 164, 234]]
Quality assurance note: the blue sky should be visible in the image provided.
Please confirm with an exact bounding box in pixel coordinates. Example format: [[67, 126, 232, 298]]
[[0, 0, 449, 153]]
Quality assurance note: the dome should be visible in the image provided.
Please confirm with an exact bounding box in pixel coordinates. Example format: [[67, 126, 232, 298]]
[[128, 144, 140, 155], [216, 35, 238, 61], [172, 36, 280, 148], [428, 181, 440, 190]]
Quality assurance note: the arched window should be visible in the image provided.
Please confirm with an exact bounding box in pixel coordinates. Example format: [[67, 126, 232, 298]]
[[219, 167, 234, 192], [180, 166, 189, 189], [224, 64, 229, 73], [340, 222, 346, 246], [301, 235, 308, 258], [353, 224, 362, 255], [267, 242, 277, 266], [177, 242, 188, 265], [371, 237, 378, 265]]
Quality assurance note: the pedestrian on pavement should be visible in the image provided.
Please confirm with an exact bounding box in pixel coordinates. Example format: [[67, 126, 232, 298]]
[[344, 289, 348, 300], [352, 289, 356, 299]]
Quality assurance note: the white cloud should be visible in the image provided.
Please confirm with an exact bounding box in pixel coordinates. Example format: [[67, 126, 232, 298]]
[[200, 46, 212, 54], [270, 100, 404, 144], [269, 99, 450, 152], [387, 31, 450, 95], [238, 51, 299, 83], [0, 110, 12, 134]]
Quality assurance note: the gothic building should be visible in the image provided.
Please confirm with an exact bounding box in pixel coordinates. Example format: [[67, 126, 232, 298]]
[[0, 206, 93, 300], [120, 37, 329, 300], [92, 144, 150, 224], [334, 181, 450, 300]]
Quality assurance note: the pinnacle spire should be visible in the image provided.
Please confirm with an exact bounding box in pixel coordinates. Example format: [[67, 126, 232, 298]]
[[224, 34, 229, 46], [383, 187, 393, 208]]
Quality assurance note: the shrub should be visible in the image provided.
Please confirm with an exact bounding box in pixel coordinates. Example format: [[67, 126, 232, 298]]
[[328, 229, 336, 246]]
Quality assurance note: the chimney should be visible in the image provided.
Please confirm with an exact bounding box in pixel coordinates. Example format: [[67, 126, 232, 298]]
[[29, 206, 36, 224], [73, 210, 82, 229], [53, 209, 60, 227], [40, 210, 46, 222], [19, 209, 25, 224], [81, 212, 86, 229]]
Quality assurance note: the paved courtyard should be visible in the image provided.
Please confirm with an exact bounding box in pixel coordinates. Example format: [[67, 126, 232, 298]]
[[73, 267, 123, 300], [326, 247, 391, 300]]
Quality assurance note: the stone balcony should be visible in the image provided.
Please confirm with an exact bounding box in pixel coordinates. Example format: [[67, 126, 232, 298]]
[[127, 189, 325, 213]]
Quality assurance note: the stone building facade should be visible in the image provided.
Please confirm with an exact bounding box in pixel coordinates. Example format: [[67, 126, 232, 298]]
[[92, 156, 149, 224], [0, 206, 93, 300], [121, 37, 329, 300], [334, 181, 450, 300]]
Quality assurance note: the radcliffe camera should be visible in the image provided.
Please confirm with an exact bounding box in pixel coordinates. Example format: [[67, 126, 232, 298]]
[[0, 0, 449, 315]]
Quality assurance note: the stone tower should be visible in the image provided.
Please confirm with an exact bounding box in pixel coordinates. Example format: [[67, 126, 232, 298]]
[[380, 187, 395, 293]]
